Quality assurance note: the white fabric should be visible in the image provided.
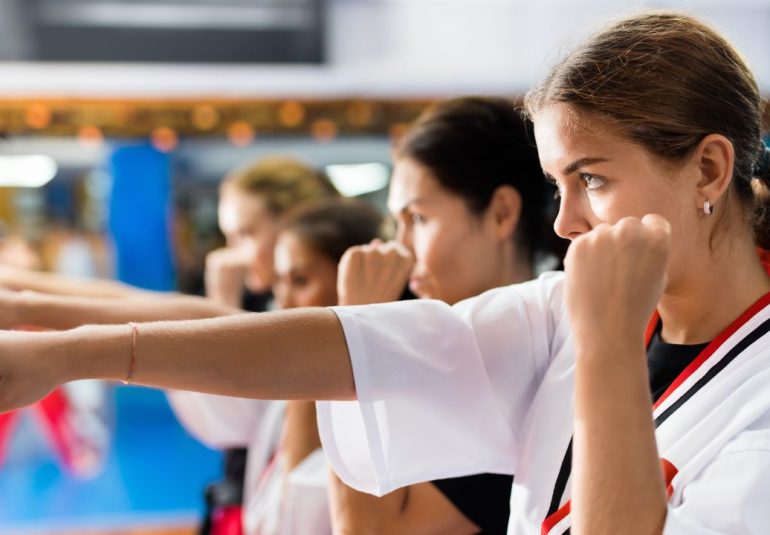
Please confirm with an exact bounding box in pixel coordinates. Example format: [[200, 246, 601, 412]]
[[166, 392, 287, 535], [167, 391, 274, 449], [317, 271, 770, 534], [246, 448, 332, 535]]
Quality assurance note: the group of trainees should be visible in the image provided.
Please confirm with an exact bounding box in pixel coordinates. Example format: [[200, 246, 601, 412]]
[[0, 93, 554, 534], [1, 11, 770, 534]]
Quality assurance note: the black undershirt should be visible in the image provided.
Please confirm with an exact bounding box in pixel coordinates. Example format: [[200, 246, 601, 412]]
[[647, 325, 709, 402], [432, 473, 513, 534], [434, 326, 710, 535]]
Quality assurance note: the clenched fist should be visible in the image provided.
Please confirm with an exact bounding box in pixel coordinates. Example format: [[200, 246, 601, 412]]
[[205, 245, 254, 307], [565, 214, 671, 349], [337, 240, 415, 306]]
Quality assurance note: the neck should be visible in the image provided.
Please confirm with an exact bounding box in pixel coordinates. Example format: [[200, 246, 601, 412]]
[[658, 234, 770, 344], [498, 243, 535, 288]]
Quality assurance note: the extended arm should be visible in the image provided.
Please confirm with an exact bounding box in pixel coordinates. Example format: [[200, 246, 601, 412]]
[[0, 308, 355, 413], [4, 290, 243, 330], [0, 265, 159, 299]]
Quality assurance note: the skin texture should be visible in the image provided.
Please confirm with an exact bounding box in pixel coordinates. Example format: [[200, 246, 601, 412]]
[[535, 103, 770, 534]]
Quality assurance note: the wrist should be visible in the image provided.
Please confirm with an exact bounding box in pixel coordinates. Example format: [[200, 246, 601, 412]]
[[56, 324, 130, 382], [572, 331, 646, 362], [15, 290, 48, 328]]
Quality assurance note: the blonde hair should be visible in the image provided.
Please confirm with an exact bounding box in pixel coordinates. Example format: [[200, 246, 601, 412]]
[[222, 156, 338, 215]]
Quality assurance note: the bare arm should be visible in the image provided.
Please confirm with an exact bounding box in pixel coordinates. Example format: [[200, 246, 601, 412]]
[[0, 265, 158, 299], [566, 216, 670, 534], [5, 290, 243, 330], [0, 308, 355, 413], [282, 401, 322, 473], [572, 339, 666, 534]]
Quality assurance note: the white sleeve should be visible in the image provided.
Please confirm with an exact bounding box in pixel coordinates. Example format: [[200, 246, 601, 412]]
[[317, 273, 563, 496], [166, 390, 273, 449], [663, 420, 770, 533]]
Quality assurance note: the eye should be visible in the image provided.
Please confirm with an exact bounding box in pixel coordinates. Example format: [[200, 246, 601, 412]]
[[291, 274, 309, 287], [410, 213, 426, 225], [580, 173, 606, 191]]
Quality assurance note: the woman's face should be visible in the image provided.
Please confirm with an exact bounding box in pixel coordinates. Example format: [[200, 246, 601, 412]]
[[388, 157, 514, 305], [272, 231, 339, 309], [217, 188, 279, 292], [533, 104, 700, 287]]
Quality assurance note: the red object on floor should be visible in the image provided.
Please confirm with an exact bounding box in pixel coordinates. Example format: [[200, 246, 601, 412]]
[[0, 386, 102, 476], [210, 505, 244, 535]]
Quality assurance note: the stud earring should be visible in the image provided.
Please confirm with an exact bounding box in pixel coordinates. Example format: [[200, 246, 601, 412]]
[[703, 200, 714, 215]]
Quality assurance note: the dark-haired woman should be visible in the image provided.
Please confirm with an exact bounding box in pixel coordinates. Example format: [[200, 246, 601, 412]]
[[3, 12, 770, 534], [244, 198, 385, 535], [328, 96, 562, 535]]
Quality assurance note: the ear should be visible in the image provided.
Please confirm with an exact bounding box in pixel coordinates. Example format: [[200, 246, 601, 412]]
[[693, 134, 735, 211], [487, 185, 522, 241]]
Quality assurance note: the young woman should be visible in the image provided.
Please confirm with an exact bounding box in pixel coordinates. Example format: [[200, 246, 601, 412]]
[[245, 198, 385, 535], [329, 97, 562, 535], [2, 12, 770, 534]]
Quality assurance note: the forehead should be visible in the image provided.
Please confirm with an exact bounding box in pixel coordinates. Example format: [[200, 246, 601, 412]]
[[273, 231, 309, 271], [533, 104, 628, 174], [218, 191, 271, 231], [387, 157, 443, 213]]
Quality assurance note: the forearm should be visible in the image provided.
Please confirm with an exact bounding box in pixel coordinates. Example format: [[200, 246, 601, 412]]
[[57, 308, 355, 400], [16, 292, 242, 330], [282, 401, 322, 472], [572, 338, 667, 534], [0, 266, 155, 299]]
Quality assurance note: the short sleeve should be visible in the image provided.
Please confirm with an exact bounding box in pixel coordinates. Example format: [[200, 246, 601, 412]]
[[317, 273, 564, 496], [663, 416, 770, 533], [166, 390, 273, 449]]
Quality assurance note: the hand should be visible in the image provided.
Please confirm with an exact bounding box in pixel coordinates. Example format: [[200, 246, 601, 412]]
[[337, 240, 415, 305], [565, 215, 671, 349], [204, 246, 253, 306], [0, 331, 65, 413]]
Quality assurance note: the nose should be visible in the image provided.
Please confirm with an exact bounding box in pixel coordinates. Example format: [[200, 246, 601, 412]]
[[553, 189, 593, 240], [273, 285, 294, 310]]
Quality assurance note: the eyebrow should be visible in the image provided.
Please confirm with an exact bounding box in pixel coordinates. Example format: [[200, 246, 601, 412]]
[[562, 157, 611, 176], [390, 196, 429, 214]]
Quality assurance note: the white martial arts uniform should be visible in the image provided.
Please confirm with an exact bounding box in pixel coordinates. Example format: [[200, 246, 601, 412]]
[[167, 392, 331, 535], [317, 271, 770, 534]]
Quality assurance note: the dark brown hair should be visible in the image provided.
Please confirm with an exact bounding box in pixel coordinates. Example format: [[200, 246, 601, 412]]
[[396, 97, 565, 265], [281, 198, 385, 264], [525, 12, 770, 247]]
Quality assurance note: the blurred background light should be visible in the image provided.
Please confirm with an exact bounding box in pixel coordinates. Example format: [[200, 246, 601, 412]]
[[0, 155, 58, 188], [326, 162, 390, 197]]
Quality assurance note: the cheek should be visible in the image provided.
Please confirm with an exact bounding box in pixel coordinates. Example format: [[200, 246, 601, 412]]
[[296, 282, 329, 308], [585, 194, 613, 223], [412, 224, 446, 270]]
